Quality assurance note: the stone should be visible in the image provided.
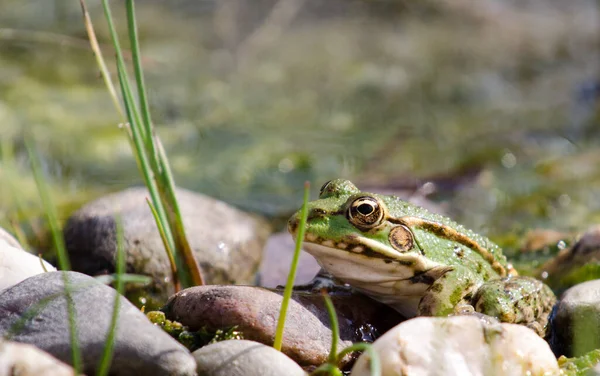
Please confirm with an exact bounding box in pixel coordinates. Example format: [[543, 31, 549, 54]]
[[0, 271, 196, 376], [537, 225, 600, 291], [549, 279, 600, 357], [0, 340, 74, 376], [163, 285, 403, 367], [0, 227, 22, 249], [193, 340, 307, 376], [0, 238, 56, 291], [63, 187, 272, 306], [259, 231, 320, 288], [351, 316, 559, 376]]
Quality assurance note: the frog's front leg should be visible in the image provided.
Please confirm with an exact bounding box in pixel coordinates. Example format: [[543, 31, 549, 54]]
[[471, 276, 556, 335], [418, 266, 480, 317]]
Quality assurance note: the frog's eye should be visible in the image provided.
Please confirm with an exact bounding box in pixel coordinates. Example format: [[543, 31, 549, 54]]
[[389, 225, 414, 252], [319, 180, 333, 196], [348, 196, 385, 229]]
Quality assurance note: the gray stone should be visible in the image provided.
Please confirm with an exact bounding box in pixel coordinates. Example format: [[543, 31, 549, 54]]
[[163, 285, 403, 367], [0, 227, 22, 249], [0, 271, 196, 376], [259, 231, 320, 288], [0, 340, 74, 376], [193, 340, 306, 376], [64, 187, 272, 305], [550, 279, 600, 357]]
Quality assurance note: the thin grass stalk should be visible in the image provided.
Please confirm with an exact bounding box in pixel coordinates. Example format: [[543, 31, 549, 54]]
[[100, 0, 147, 141], [309, 363, 342, 376], [79, 0, 123, 118], [124, 0, 154, 148], [273, 181, 310, 351], [97, 217, 126, 376], [322, 292, 339, 364], [25, 139, 82, 373], [124, 0, 203, 287], [115, 58, 176, 256], [100, 0, 202, 288], [155, 139, 203, 286], [337, 343, 381, 376], [146, 198, 180, 291]]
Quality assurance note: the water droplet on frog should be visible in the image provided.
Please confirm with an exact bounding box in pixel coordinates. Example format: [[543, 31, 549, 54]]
[[557, 240, 567, 250], [138, 297, 147, 304], [217, 241, 229, 255]]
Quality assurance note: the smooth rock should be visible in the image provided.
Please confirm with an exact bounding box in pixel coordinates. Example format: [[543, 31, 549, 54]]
[[537, 225, 600, 291], [64, 187, 272, 306], [0, 227, 22, 249], [0, 239, 56, 291], [351, 316, 559, 376], [0, 340, 74, 376], [549, 279, 600, 357], [259, 231, 320, 288], [193, 339, 307, 376], [0, 271, 196, 376], [163, 285, 403, 367]]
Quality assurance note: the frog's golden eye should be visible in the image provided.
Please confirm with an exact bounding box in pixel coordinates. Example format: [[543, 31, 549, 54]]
[[348, 196, 385, 229], [389, 225, 414, 252]]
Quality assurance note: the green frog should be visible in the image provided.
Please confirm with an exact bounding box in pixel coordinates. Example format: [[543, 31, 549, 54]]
[[288, 179, 556, 335]]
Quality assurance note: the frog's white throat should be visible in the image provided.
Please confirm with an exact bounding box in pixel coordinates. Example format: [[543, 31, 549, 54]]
[[302, 242, 445, 318]]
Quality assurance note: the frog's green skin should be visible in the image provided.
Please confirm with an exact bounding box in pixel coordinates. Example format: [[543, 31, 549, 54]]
[[288, 179, 556, 333]]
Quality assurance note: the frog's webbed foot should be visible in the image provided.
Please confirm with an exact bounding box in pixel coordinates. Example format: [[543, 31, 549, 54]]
[[281, 268, 352, 293], [472, 276, 556, 336], [418, 267, 477, 317]]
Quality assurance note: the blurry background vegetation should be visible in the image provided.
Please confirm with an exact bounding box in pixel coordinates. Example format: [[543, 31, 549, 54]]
[[0, 0, 599, 250]]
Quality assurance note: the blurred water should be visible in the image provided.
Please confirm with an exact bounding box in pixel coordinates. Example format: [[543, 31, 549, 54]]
[[0, 0, 599, 243]]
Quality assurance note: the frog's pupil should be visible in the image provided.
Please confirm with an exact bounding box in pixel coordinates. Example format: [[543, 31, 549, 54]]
[[357, 203, 374, 215]]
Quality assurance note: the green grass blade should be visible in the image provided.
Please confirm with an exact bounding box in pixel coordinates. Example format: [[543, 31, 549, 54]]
[[146, 198, 180, 291], [273, 181, 310, 351], [337, 343, 381, 376], [25, 138, 82, 373], [124, 0, 154, 147], [322, 292, 339, 364], [94, 274, 152, 285], [155, 138, 203, 286], [116, 58, 176, 253], [100, 0, 146, 140], [97, 217, 126, 376]]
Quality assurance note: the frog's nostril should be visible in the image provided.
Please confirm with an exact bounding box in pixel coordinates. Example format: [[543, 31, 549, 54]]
[[288, 217, 298, 234], [310, 208, 326, 218]]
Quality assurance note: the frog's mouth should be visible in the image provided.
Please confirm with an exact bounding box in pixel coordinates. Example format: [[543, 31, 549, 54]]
[[299, 240, 447, 318]]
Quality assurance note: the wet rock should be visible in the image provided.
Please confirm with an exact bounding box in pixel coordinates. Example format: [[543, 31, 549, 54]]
[[193, 339, 307, 376], [0, 238, 56, 291], [520, 228, 573, 253], [163, 285, 403, 367], [0, 271, 196, 376], [64, 187, 272, 306], [351, 316, 559, 376], [0, 340, 74, 376], [549, 279, 600, 357], [0, 227, 22, 249], [538, 225, 600, 292], [259, 231, 320, 288]]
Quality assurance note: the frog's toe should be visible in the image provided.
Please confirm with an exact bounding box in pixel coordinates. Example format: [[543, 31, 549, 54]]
[[453, 303, 475, 315], [526, 322, 545, 337]]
